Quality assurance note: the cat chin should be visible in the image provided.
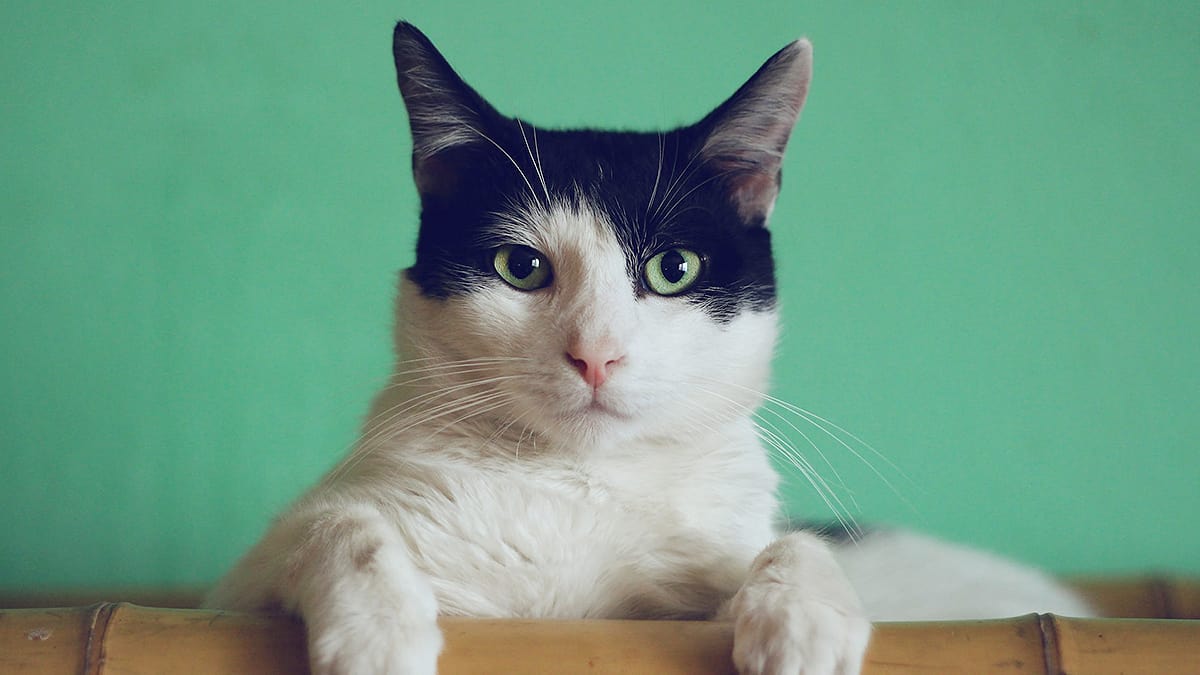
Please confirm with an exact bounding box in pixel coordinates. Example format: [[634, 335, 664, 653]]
[[535, 405, 641, 450]]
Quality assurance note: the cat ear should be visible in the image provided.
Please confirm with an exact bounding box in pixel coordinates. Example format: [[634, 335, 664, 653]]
[[392, 22, 496, 196], [697, 39, 812, 225]]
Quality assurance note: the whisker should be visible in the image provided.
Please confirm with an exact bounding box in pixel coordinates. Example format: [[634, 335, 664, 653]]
[[372, 356, 535, 393], [479, 408, 531, 459], [386, 356, 533, 379], [751, 404, 860, 509], [422, 390, 520, 440], [651, 142, 700, 223], [751, 418, 863, 541], [695, 376, 916, 506], [645, 131, 665, 219], [691, 386, 862, 540], [327, 375, 525, 482], [757, 396, 917, 507], [332, 389, 514, 481], [359, 376, 523, 450], [768, 415, 859, 508], [656, 168, 741, 229], [362, 363, 524, 439], [387, 364, 530, 390], [517, 119, 552, 205], [465, 125, 541, 206]]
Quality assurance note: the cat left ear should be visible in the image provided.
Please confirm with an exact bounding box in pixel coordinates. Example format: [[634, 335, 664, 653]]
[[697, 39, 812, 225], [392, 22, 497, 197]]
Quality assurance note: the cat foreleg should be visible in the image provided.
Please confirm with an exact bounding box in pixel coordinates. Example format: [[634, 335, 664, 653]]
[[726, 532, 870, 675], [280, 503, 442, 675]]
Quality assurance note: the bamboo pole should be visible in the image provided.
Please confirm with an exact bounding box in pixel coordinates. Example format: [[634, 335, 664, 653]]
[[3, 604, 1199, 675], [1051, 615, 1200, 674], [3, 576, 1197, 617]]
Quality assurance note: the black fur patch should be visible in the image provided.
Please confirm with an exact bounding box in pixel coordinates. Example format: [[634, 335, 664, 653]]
[[406, 124, 778, 321], [393, 22, 789, 321]]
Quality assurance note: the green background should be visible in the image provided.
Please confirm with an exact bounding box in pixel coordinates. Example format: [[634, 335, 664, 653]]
[[2, 1, 1197, 594]]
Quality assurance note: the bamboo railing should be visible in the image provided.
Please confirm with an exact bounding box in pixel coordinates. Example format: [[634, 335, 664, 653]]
[[2, 578, 1197, 674]]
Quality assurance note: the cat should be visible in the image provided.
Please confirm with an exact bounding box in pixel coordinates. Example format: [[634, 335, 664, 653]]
[[205, 21, 1091, 675]]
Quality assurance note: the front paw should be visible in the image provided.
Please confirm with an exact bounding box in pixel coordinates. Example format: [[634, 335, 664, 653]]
[[729, 534, 871, 675], [307, 613, 443, 675]]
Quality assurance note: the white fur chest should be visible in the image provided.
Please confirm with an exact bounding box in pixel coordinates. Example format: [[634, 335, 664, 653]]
[[350, 425, 778, 620]]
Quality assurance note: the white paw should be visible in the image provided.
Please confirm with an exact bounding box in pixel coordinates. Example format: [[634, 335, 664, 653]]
[[277, 505, 446, 674], [729, 534, 871, 675], [307, 613, 443, 675]]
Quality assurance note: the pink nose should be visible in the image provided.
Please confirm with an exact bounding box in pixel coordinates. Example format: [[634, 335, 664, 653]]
[[565, 345, 623, 389]]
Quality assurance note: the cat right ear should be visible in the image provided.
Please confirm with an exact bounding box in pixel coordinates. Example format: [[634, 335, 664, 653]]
[[392, 22, 494, 197], [696, 39, 812, 226]]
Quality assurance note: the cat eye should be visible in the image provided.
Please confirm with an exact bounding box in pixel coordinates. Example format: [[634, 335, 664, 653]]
[[643, 248, 703, 296], [492, 244, 553, 291]]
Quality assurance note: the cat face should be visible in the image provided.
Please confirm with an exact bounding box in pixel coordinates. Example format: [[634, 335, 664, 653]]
[[389, 23, 810, 452]]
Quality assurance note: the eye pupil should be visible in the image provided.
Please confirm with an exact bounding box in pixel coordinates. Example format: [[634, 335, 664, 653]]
[[660, 250, 687, 284], [507, 248, 541, 280]]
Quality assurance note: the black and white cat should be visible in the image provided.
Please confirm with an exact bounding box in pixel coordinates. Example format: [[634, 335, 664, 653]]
[[206, 22, 1090, 675]]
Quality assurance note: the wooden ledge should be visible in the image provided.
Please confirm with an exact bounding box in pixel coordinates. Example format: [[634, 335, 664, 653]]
[[3, 604, 1199, 675], [4, 574, 1197, 618]]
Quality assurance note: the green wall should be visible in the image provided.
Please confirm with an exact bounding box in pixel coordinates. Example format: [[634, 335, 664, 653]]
[[2, 1, 1196, 593]]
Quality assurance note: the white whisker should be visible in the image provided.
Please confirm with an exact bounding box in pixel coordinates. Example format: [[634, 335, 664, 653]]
[[645, 131, 665, 219], [423, 391, 520, 440], [326, 373, 526, 483], [753, 419, 863, 541], [465, 124, 541, 206], [480, 408, 531, 459], [517, 119, 552, 205], [757, 407, 861, 510], [656, 168, 742, 229], [650, 145, 708, 224], [696, 376, 915, 500], [692, 385, 863, 540], [650, 142, 693, 222]]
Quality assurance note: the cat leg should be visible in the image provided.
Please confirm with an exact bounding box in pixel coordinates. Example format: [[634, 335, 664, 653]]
[[280, 502, 443, 675], [726, 532, 871, 675]]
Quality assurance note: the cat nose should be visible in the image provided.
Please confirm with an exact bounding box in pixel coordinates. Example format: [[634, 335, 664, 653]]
[[565, 344, 624, 389]]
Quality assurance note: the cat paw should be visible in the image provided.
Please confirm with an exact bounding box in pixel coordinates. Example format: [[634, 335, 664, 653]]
[[306, 614, 443, 675], [729, 533, 871, 675]]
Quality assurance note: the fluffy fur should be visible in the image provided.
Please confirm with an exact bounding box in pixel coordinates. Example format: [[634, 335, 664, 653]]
[[206, 22, 1090, 675]]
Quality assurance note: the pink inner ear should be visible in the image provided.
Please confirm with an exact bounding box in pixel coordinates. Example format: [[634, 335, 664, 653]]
[[727, 169, 781, 223]]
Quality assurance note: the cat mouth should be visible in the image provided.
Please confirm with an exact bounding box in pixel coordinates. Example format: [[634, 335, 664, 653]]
[[561, 397, 631, 422], [533, 383, 635, 428], [586, 399, 628, 417]]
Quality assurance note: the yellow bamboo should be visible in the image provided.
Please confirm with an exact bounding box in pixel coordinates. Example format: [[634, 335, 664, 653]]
[[3, 604, 1200, 675], [4, 575, 1198, 617], [1051, 615, 1200, 674]]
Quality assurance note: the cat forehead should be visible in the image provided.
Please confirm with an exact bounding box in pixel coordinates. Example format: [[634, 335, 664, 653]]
[[462, 127, 720, 255], [474, 127, 734, 251], [492, 198, 611, 248]]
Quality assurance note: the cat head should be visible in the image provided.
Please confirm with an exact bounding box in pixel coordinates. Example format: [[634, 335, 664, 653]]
[[388, 22, 811, 453]]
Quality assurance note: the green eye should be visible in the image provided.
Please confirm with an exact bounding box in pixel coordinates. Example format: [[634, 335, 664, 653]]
[[493, 244, 552, 291], [644, 248, 703, 296]]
